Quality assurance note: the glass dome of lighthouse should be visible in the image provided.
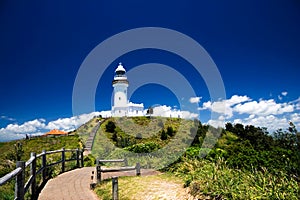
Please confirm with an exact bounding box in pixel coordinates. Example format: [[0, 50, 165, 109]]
[[115, 63, 126, 76], [113, 63, 128, 83]]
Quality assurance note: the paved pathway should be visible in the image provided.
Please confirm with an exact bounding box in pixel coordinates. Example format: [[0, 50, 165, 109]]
[[38, 167, 159, 200]]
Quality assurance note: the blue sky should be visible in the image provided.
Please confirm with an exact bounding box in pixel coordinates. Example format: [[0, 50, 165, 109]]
[[0, 0, 300, 141]]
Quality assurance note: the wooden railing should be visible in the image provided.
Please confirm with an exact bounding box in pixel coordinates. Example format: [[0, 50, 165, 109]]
[[0, 148, 84, 200], [95, 159, 140, 183]]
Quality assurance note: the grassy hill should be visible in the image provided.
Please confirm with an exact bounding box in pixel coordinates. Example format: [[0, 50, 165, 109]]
[[91, 117, 197, 169], [0, 134, 82, 199], [89, 117, 300, 199], [1, 116, 299, 199]]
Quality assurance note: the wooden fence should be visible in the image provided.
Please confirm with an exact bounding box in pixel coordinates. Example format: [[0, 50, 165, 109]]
[[0, 148, 84, 200], [95, 159, 140, 183]]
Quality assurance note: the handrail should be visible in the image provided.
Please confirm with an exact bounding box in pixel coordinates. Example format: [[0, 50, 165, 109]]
[[0, 167, 22, 186], [0, 148, 84, 200], [98, 159, 126, 163]]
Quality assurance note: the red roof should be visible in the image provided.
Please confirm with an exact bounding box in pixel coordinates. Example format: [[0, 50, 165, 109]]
[[44, 129, 68, 136]]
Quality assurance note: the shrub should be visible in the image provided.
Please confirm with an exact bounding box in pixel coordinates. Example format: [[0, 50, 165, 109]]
[[160, 130, 167, 140], [105, 121, 116, 133], [167, 126, 175, 137], [84, 154, 96, 167], [125, 142, 161, 153]]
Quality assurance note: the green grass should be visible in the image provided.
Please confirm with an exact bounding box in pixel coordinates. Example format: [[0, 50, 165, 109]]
[[91, 117, 195, 169], [0, 134, 82, 200], [90, 117, 300, 199], [169, 158, 300, 199], [75, 117, 100, 145], [94, 173, 187, 200]]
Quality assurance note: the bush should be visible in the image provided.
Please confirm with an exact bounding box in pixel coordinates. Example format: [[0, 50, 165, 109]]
[[105, 121, 116, 133], [125, 142, 161, 153], [160, 130, 167, 140], [84, 154, 96, 167], [167, 126, 175, 137]]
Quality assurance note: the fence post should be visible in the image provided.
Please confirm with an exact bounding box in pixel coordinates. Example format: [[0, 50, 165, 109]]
[[15, 161, 25, 200], [96, 159, 101, 183], [124, 158, 128, 166], [61, 148, 65, 173], [42, 150, 47, 182], [112, 176, 118, 200], [30, 152, 36, 199], [136, 162, 141, 176], [80, 149, 84, 168], [76, 148, 79, 168]]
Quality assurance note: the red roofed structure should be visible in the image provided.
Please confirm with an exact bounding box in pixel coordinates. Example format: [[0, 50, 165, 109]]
[[44, 129, 68, 136]]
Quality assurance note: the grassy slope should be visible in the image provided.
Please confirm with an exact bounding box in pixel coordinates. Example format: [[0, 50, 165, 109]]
[[95, 173, 195, 200], [75, 117, 100, 145], [91, 117, 194, 168], [91, 117, 299, 199], [0, 134, 82, 200], [3, 117, 296, 199]]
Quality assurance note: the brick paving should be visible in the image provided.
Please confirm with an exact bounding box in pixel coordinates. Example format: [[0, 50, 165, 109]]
[[38, 167, 98, 200], [38, 167, 159, 200]]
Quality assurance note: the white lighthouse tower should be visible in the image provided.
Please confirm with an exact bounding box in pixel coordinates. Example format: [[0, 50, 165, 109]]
[[112, 63, 129, 116]]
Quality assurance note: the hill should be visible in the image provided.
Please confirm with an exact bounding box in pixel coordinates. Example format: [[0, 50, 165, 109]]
[[0, 133, 82, 199], [1, 116, 299, 199], [86, 117, 300, 199]]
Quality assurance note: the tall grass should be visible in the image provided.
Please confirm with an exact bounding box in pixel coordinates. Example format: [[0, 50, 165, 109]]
[[169, 158, 299, 199]]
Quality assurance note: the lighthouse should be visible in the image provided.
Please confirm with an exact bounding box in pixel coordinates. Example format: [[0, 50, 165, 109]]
[[112, 63, 129, 116], [111, 63, 144, 117]]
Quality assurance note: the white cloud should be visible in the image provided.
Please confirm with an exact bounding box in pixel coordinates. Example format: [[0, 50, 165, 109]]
[[233, 115, 289, 133], [181, 111, 198, 119], [282, 91, 288, 96], [150, 105, 198, 119], [0, 115, 15, 121], [0, 112, 103, 142], [227, 95, 251, 105], [291, 97, 300, 110], [5, 119, 46, 133], [233, 99, 294, 116], [46, 112, 102, 131], [189, 97, 202, 104], [290, 113, 300, 129], [206, 119, 225, 128], [200, 95, 251, 118], [0, 119, 46, 142], [202, 101, 232, 118], [200, 95, 300, 132]]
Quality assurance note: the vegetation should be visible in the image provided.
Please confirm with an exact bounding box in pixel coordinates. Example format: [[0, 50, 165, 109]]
[[165, 121, 300, 199], [169, 158, 299, 199], [2, 116, 299, 199], [0, 134, 82, 200], [91, 117, 300, 199], [91, 117, 188, 168], [94, 173, 191, 200]]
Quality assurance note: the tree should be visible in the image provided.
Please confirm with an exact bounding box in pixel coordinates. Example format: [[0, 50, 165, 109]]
[[225, 122, 234, 132], [106, 121, 116, 133], [167, 126, 175, 137], [160, 130, 167, 140]]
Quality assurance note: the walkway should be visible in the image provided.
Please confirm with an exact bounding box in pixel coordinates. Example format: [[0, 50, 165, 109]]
[[38, 167, 159, 200]]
